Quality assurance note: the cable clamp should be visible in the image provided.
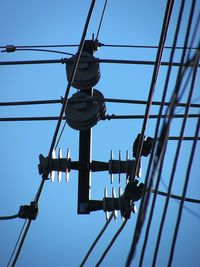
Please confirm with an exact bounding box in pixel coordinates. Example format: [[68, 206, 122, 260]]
[[18, 201, 38, 220]]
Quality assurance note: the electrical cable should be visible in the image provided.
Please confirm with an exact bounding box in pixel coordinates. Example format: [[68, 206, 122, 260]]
[[137, 1, 188, 266], [8, 1, 97, 266], [100, 43, 198, 50], [1, 48, 74, 56], [1, 57, 200, 67], [151, 4, 199, 266], [126, 1, 176, 265], [0, 97, 199, 108], [0, 113, 199, 122], [6, 220, 27, 267], [0, 214, 18, 220], [167, 114, 200, 267], [95, 0, 108, 40], [79, 213, 114, 267], [95, 219, 128, 267], [0, 44, 79, 49]]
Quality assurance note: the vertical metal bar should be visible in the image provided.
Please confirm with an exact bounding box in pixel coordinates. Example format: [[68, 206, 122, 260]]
[[78, 125, 92, 214]]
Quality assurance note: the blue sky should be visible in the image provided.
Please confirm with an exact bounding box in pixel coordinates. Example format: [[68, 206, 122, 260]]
[[0, 1, 200, 266]]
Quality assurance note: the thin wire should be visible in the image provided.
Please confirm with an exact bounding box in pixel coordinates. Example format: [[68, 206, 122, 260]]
[[9, 1, 97, 266], [126, 1, 175, 265], [0, 113, 199, 122], [168, 114, 200, 267], [6, 220, 27, 267], [0, 214, 18, 220], [55, 120, 68, 150], [1, 48, 74, 56], [79, 213, 114, 267], [138, 0, 187, 265], [0, 44, 79, 49], [100, 43, 198, 50], [95, 0, 108, 40], [0, 98, 199, 108], [95, 219, 128, 267]]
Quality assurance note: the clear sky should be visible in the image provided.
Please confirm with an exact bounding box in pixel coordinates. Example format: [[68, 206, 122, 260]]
[[0, 1, 200, 267]]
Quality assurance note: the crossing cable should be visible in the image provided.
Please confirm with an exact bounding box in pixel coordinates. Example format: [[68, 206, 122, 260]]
[[125, 0, 175, 265], [95, 0, 108, 40], [167, 114, 200, 267], [151, 5, 200, 267], [6, 220, 27, 267], [8, 1, 97, 266], [95, 219, 128, 267], [79, 213, 114, 267], [137, 0, 188, 265]]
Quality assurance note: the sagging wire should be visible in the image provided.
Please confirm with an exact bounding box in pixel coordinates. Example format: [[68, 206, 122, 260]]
[[7, 1, 97, 266], [1, 47, 74, 56], [0, 214, 18, 220], [95, 219, 128, 267], [79, 213, 114, 267]]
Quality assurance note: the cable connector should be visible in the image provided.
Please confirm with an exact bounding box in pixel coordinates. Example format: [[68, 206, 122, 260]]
[[5, 45, 16, 53], [18, 201, 38, 220], [133, 134, 153, 158]]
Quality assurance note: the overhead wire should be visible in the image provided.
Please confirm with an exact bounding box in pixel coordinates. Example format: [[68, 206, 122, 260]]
[[95, 219, 128, 267], [8, 1, 97, 266], [152, 3, 199, 267], [1, 48, 74, 56], [126, 0, 175, 266], [79, 213, 114, 267], [137, 0, 187, 265], [6, 220, 27, 267], [95, 0, 108, 40], [0, 214, 18, 220], [168, 110, 200, 267]]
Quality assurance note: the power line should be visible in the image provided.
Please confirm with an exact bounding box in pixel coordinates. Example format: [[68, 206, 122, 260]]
[[0, 214, 18, 220], [8, 1, 97, 266], [95, 219, 128, 267], [0, 113, 199, 122], [6, 220, 27, 267], [100, 43, 198, 50], [1, 57, 200, 67], [79, 213, 114, 267], [0, 97, 199, 108], [1, 48, 74, 56], [95, 0, 108, 40]]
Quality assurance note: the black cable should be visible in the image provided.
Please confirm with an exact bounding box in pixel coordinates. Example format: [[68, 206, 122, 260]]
[[95, 0, 108, 40], [0, 44, 79, 49], [0, 113, 199, 122], [0, 97, 199, 108], [138, 1, 187, 265], [6, 220, 27, 267], [151, 3, 199, 266], [168, 114, 200, 267], [95, 219, 128, 267], [1, 48, 74, 56], [126, 1, 175, 265], [100, 43, 198, 50], [0, 214, 18, 220], [79, 213, 114, 267], [1, 57, 200, 67], [9, 1, 97, 266]]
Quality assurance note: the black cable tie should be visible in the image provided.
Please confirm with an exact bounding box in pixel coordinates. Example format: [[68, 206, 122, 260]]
[[6, 45, 16, 53]]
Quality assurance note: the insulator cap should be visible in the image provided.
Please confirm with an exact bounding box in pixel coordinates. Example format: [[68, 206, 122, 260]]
[[66, 52, 100, 90], [65, 89, 106, 130]]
